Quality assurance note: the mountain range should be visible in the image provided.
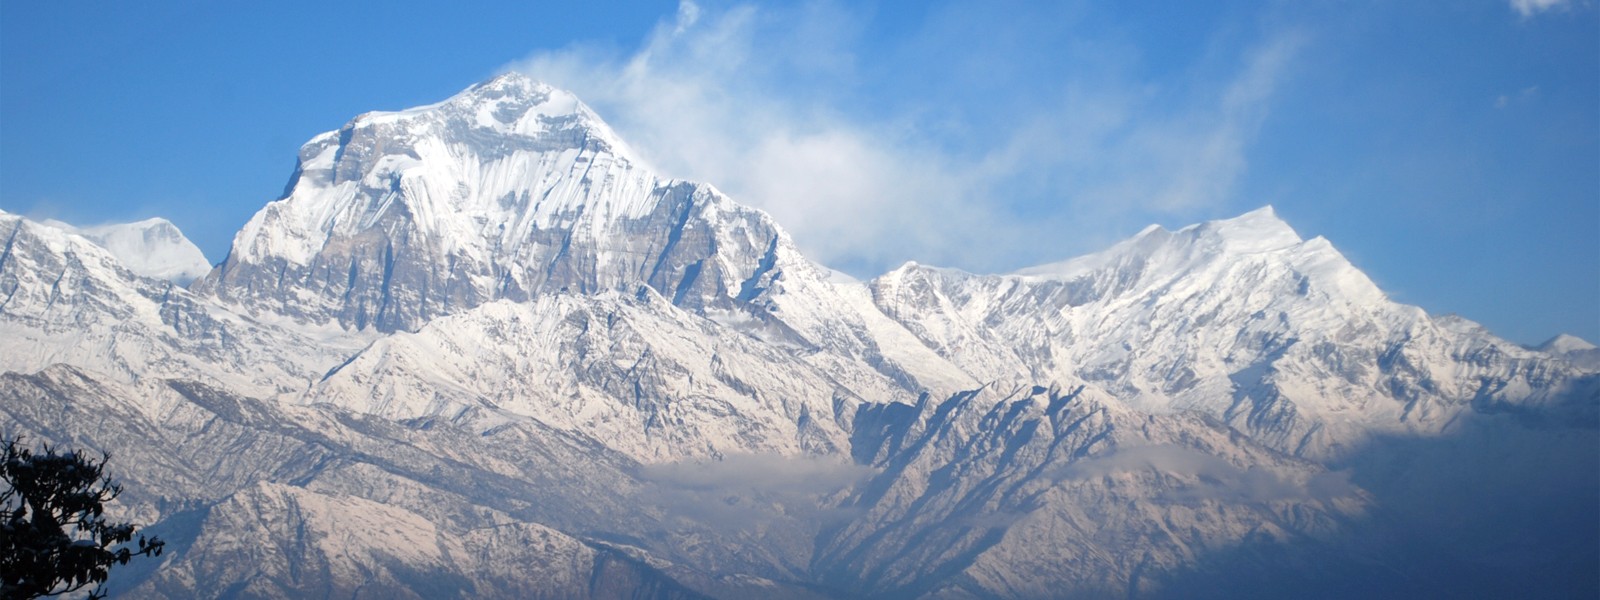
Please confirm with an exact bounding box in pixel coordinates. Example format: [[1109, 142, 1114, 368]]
[[1, 72, 1594, 599]]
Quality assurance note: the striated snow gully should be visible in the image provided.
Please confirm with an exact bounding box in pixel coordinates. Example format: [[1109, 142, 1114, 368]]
[[1, 73, 1594, 599]]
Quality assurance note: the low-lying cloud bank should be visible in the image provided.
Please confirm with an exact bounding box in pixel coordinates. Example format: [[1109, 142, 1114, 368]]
[[1055, 444, 1357, 503], [639, 453, 876, 528]]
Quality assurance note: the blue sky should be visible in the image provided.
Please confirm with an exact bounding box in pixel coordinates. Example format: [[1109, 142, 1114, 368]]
[[1, 0, 1595, 344]]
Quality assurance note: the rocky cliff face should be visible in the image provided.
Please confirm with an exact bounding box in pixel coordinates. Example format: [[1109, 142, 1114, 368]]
[[1, 75, 1594, 599]]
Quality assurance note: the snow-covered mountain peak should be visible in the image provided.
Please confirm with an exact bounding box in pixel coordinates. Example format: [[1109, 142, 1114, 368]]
[[28, 214, 211, 285], [1014, 206, 1309, 284], [1534, 334, 1600, 370], [339, 71, 623, 150], [879, 260, 971, 281], [459, 71, 575, 111], [1181, 204, 1302, 253], [1540, 333, 1598, 354], [449, 73, 619, 150], [201, 75, 854, 334], [220, 74, 663, 269], [1004, 207, 1389, 317]]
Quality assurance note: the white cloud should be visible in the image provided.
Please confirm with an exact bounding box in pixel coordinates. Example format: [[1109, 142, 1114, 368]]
[[1510, 0, 1572, 17], [506, 1, 1301, 276], [672, 0, 701, 33], [1496, 85, 1541, 109]]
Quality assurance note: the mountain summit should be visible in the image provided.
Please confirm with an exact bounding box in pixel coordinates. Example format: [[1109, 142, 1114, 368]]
[[198, 73, 809, 333]]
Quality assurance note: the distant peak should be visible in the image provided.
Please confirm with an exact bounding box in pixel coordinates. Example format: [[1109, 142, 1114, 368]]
[[27, 214, 211, 285], [40, 216, 176, 232], [1538, 334, 1597, 354], [1208, 205, 1291, 231], [1013, 206, 1312, 279], [94, 217, 178, 231], [467, 71, 547, 97]]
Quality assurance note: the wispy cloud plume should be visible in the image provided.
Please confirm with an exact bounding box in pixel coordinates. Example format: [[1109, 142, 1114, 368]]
[[1495, 85, 1541, 108], [1510, 0, 1574, 17], [507, 1, 1302, 276]]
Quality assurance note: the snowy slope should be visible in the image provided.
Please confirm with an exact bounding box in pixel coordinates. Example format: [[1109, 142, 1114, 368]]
[[308, 292, 866, 461]]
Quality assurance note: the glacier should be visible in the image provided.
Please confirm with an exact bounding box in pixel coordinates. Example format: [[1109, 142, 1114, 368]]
[[1, 73, 1595, 599]]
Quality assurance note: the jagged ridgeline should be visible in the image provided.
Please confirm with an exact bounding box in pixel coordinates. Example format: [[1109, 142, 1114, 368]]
[[1, 73, 1595, 599]]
